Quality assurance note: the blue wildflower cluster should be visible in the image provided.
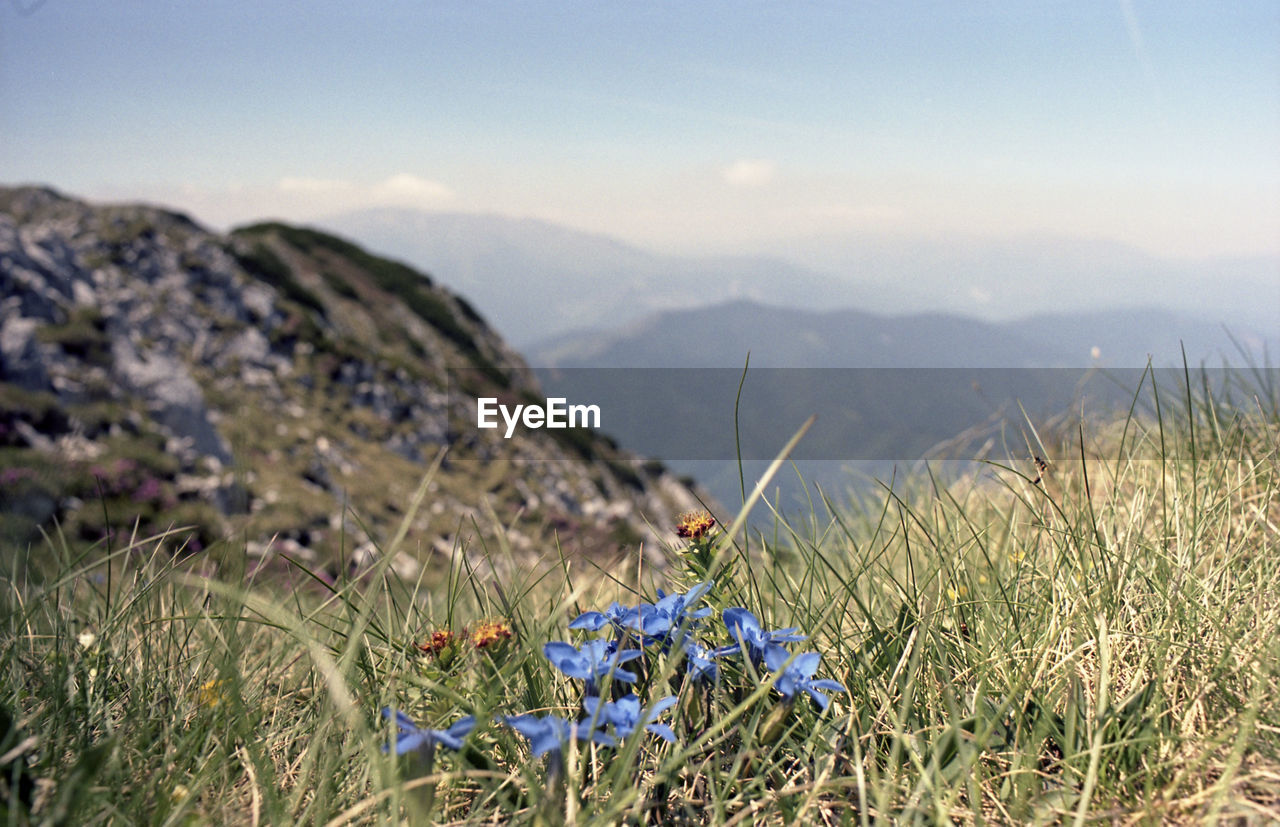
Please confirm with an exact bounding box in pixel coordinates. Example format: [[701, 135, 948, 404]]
[[380, 577, 847, 766], [373, 583, 844, 762], [500, 693, 678, 757], [494, 581, 848, 758]]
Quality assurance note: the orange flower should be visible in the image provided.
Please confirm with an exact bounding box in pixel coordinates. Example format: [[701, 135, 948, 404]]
[[676, 510, 716, 540], [470, 619, 513, 650]]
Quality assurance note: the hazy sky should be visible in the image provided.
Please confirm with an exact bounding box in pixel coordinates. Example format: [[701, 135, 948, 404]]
[[2, 1, 1277, 258]]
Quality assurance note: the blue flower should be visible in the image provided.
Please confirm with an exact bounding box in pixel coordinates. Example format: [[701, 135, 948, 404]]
[[581, 693, 678, 746], [681, 638, 719, 684], [762, 644, 848, 710], [501, 713, 586, 757], [381, 707, 474, 754], [713, 607, 807, 662], [625, 582, 713, 644], [568, 601, 637, 633], [543, 639, 642, 694]]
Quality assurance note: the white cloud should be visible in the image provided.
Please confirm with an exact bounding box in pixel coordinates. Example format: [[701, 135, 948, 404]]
[[372, 173, 455, 203], [274, 173, 453, 207], [967, 285, 993, 305], [210, 173, 461, 223], [128, 174, 458, 230], [722, 159, 777, 188]]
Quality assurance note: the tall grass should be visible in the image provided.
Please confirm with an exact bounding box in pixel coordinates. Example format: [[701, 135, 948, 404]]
[[2, 366, 1277, 824]]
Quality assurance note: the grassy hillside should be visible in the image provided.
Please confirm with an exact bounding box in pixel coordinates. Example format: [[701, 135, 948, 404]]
[[2, 366, 1277, 824]]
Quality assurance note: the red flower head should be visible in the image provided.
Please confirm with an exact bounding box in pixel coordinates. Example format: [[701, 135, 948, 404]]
[[675, 510, 717, 540], [470, 619, 513, 650], [417, 628, 457, 656]]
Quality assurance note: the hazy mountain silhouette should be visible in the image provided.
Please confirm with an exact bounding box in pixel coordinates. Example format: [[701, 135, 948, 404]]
[[318, 208, 860, 346], [527, 299, 1269, 370], [524, 299, 1277, 514], [320, 208, 1279, 350]]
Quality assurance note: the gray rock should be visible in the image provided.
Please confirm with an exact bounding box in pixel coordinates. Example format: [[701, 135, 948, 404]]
[[111, 336, 232, 463], [0, 315, 50, 391]]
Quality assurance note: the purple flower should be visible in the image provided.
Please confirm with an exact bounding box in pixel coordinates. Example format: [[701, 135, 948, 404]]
[[0, 468, 33, 485], [581, 693, 678, 746], [713, 608, 807, 662], [381, 708, 474, 754], [762, 644, 847, 710], [132, 476, 164, 503], [501, 713, 586, 757], [543, 639, 642, 694]]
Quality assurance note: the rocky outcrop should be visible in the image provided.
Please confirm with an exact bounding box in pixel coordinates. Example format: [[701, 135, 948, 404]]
[[0, 186, 707, 573]]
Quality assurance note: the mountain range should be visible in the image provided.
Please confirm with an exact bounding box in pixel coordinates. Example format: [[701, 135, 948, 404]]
[[313, 206, 1276, 515], [319, 207, 1280, 350], [523, 299, 1278, 515]]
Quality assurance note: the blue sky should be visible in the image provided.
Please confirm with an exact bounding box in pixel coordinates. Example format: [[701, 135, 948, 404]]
[[2, 1, 1277, 258]]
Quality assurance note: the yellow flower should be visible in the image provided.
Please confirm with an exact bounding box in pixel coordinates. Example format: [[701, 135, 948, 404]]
[[197, 678, 226, 708]]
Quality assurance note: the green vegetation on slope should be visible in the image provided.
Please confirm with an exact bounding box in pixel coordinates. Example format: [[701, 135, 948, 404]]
[[232, 222, 508, 385]]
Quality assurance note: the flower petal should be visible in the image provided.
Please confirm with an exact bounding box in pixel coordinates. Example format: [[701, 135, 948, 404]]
[[810, 679, 847, 694], [645, 722, 677, 742], [502, 714, 544, 739], [763, 643, 791, 672], [382, 707, 417, 731], [685, 581, 714, 603], [804, 686, 832, 710], [588, 729, 618, 747], [543, 641, 580, 662], [615, 694, 642, 721], [611, 665, 639, 684], [503, 714, 572, 757], [568, 611, 607, 631], [446, 716, 476, 739], [393, 731, 429, 754], [614, 648, 643, 664], [793, 652, 822, 678]]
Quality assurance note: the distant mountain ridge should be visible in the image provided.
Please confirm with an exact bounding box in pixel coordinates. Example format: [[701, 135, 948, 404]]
[[320, 207, 1280, 349], [525, 298, 1278, 514], [764, 229, 1280, 331], [526, 299, 1270, 370], [317, 208, 883, 346]]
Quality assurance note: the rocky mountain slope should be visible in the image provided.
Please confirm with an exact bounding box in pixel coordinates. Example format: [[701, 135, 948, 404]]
[[0, 186, 704, 578]]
